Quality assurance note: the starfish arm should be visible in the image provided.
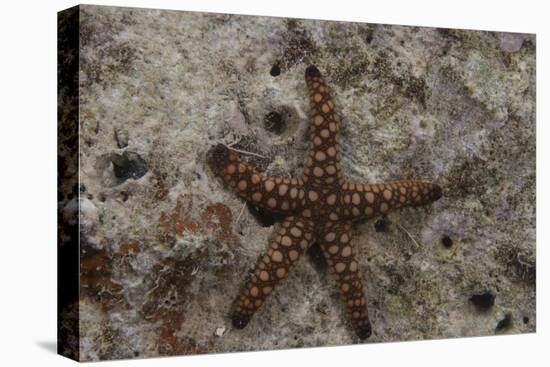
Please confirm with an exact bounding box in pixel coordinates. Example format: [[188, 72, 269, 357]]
[[340, 180, 442, 221], [213, 144, 305, 213], [303, 65, 343, 184], [318, 221, 372, 339], [231, 216, 314, 328]]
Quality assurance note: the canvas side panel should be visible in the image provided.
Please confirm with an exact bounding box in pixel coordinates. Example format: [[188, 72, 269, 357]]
[[57, 5, 80, 362]]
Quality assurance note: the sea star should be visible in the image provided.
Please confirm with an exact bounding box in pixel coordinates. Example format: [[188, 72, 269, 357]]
[[213, 65, 442, 339]]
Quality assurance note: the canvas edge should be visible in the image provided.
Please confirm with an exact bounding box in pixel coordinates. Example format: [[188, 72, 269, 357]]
[[57, 4, 81, 362]]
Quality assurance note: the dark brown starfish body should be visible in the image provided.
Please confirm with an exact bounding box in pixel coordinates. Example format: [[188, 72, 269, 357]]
[[213, 65, 442, 339]]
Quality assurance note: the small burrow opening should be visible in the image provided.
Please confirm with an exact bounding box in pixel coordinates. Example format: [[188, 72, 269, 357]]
[[374, 218, 388, 232], [110, 151, 148, 184], [496, 313, 512, 331], [441, 235, 453, 248], [264, 111, 286, 134], [270, 63, 281, 77], [118, 191, 129, 202], [469, 292, 495, 312]]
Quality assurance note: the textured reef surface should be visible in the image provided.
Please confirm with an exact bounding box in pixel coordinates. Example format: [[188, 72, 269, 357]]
[[73, 5, 535, 361]]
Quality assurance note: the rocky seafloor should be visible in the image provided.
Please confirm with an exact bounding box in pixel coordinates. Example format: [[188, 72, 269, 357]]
[[66, 5, 535, 361]]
